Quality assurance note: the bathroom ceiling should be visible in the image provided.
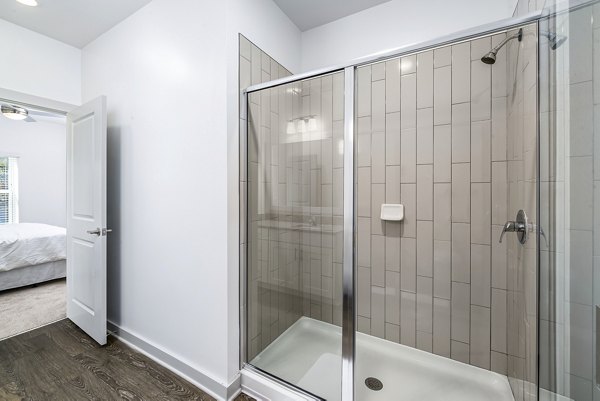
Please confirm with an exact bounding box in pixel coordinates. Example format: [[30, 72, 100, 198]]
[[0, 0, 152, 48], [273, 0, 393, 31]]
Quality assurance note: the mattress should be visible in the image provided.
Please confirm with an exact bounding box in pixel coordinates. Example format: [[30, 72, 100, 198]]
[[0, 260, 66, 292], [0, 223, 66, 272]]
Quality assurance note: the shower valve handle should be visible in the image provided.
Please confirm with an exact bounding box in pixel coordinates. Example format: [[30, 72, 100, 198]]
[[499, 221, 516, 243], [499, 210, 529, 245]]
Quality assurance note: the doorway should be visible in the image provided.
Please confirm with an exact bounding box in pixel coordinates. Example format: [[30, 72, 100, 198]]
[[0, 103, 67, 340], [0, 91, 108, 345]]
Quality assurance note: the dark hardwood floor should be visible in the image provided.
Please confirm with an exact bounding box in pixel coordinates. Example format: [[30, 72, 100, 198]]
[[0, 319, 254, 401]]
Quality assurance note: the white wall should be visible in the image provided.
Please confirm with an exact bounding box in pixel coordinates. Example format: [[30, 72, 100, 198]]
[[82, 0, 300, 396], [300, 0, 518, 72], [0, 117, 66, 227], [0, 19, 80, 105]]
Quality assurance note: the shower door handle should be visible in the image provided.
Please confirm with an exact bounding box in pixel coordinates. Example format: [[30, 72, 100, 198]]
[[499, 210, 529, 244]]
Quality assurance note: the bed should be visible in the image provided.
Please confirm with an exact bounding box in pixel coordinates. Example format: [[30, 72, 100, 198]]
[[0, 223, 66, 292]]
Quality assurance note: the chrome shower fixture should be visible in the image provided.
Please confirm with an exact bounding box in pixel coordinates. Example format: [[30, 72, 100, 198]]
[[541, 30, 567, 50], [481, 28, 523, 65]]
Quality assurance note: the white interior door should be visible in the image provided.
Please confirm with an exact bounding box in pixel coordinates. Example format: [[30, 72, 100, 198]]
[[66, 96, 108, 345]]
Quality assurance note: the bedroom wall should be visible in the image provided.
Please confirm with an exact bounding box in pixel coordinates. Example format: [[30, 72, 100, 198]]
[[0, 18, 80, 105], [299, 0, 517, 72], [0, 117, 66, 228], [81, 0, 300, 397]]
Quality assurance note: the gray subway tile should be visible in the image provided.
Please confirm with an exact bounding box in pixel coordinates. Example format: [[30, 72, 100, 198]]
[[434, 66, 452, 125], [471, 244, 491, 307], [451, 282, 470, 343], [433, 297, 451, 357], [417, 51, 434, 109], [434, 240, 451, 299], [417, 164, 434, 221], [470, 305, 491, 369], [417, 276, 433, 333], [434, 124, 452, 182]]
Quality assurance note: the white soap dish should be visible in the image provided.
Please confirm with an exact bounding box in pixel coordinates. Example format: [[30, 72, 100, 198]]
[[380, 204, 404, 221]]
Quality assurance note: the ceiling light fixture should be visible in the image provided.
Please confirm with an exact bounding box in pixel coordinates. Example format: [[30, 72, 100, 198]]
[[16, 0, 38, 6], [1, 105, 28, 121]]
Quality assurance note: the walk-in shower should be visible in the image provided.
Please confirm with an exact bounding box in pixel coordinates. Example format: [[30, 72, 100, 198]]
[[240, 2, 598, 400]]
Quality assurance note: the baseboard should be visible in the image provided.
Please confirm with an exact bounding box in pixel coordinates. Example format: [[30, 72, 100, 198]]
[[107, 321, 241, 401]]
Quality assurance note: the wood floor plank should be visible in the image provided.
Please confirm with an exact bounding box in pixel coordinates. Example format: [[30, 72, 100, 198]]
[[0, 319, 256, 401], [94, 340, 211, 400]]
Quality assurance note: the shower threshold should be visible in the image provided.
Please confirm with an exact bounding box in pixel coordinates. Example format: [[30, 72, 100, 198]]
[[250, 317, 514, 401]]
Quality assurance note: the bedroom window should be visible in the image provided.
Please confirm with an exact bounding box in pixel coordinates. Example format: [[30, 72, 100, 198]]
[[0, 157, 19, 224]]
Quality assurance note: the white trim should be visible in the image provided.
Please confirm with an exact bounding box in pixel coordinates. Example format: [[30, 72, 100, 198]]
[[1, 317, 67, 341], [0, 156, 19, 224], [0, 87, 77, 115], [8, 156, 19, 224], [107, 321, 241, 401]]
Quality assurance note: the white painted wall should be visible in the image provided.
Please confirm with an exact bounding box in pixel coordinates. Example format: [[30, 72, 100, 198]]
[[0, 19, 80, 105], [82, 0, 230, 391], [0, 117, 66, 227], [300, 0, 518, 71], [82, 0, 300, 395]]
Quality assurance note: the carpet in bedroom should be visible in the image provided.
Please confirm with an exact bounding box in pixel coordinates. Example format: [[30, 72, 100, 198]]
[[0, 279, 66, 340]]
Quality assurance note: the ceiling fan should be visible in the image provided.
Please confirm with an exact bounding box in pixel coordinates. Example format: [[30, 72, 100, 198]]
[[0, 103, 63, 123]]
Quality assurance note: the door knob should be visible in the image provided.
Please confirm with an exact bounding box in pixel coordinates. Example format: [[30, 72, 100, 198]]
[[499, 210, 529, 244], [87, 228, 112, 236]]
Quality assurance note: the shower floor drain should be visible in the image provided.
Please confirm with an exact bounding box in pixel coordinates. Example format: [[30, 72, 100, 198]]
[[365, 377, 383, 391]]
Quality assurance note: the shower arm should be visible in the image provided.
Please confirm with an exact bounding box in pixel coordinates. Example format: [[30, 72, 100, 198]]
[[491, 28, 523, 54]]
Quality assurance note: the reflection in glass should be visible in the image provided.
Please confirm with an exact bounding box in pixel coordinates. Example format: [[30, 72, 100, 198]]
[[246, 72, 345, 400]]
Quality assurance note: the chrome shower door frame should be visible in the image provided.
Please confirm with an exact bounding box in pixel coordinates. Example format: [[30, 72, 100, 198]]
[[239, 10, 544, 401], [341, 65, 356, 401]]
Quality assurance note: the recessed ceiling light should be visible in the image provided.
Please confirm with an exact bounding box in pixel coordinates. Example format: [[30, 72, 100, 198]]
[[16, 0, 38, 6]]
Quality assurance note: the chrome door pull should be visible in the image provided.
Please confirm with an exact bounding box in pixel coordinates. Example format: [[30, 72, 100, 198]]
[[499, 210, 529, 244], [87, 228, 112, 236]]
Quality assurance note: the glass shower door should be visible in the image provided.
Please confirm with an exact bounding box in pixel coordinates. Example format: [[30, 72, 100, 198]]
[[539, 2, 599, 400], [245, 71, 346, 400]]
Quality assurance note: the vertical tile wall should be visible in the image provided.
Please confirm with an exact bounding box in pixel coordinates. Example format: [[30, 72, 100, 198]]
[[539, 5, 600, 401], [353, 31, 516, 373], [505, 23, 538, 401]]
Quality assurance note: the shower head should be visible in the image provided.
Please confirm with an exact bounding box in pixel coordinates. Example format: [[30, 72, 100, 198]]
[[543, 31, 567, 50], [481, 51, 497, 65], [480, 28, 523, 65]]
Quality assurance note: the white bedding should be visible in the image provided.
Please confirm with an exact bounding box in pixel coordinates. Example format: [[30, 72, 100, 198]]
[[0, 223, 66, 272]]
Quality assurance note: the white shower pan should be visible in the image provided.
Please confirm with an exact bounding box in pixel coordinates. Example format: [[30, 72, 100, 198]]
[[251, 317, 514, 401]]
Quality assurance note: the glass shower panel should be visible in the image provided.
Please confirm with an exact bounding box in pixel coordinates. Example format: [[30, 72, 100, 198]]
[[352, 25, 538, 401], [539, 2, 599, 400], [245, 71, 345, 400]]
